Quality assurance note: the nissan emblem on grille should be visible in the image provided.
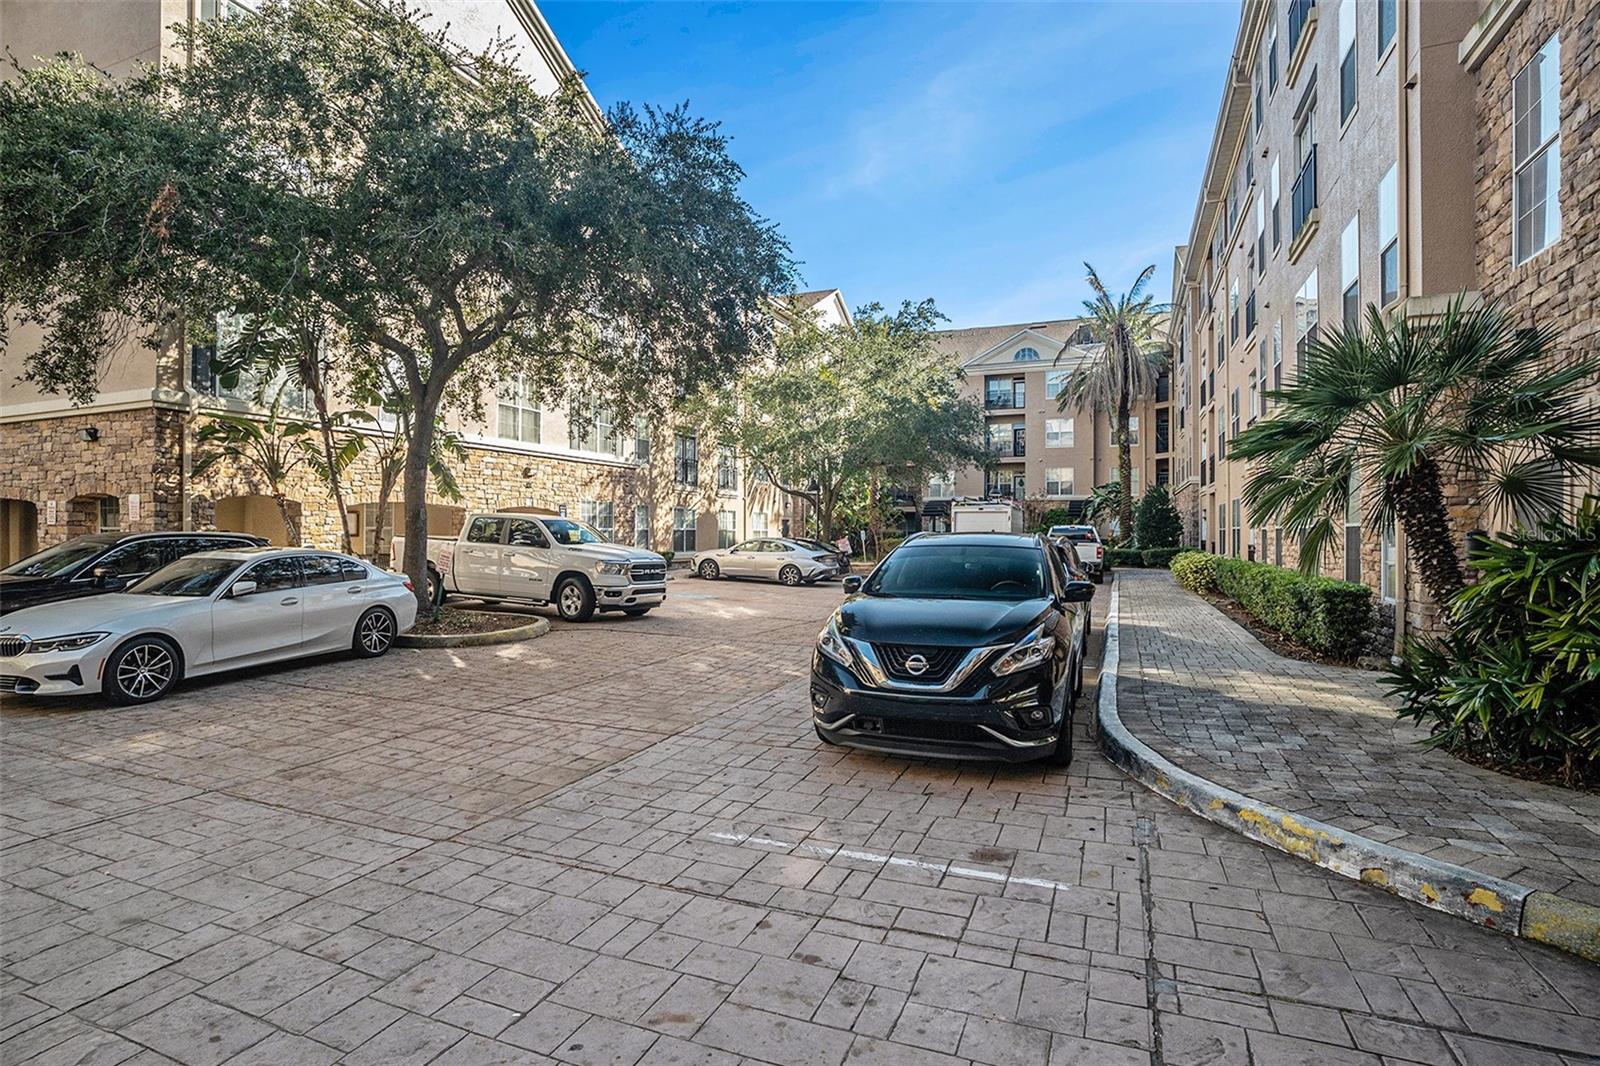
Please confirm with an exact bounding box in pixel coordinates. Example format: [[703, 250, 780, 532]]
[[904, 654, 928, 676]]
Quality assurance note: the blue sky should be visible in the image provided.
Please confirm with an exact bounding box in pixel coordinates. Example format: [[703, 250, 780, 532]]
[[542, 1, 1239, 330]]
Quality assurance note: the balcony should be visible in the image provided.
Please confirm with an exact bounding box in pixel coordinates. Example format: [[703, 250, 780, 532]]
[[988, 440, 1026, 460], [1244, 291, 1257, 336], [1289, 146, 1319, 260], [1287, 0, 1318, 86], [985, 393, 1025, 411]]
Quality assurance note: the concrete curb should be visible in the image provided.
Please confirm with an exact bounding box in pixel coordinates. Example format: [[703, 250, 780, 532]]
[[397, 616, 550, 648], [1095, 584, 1600, 963]]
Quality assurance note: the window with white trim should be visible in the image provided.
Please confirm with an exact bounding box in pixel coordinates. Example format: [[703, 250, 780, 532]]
[[579, 500, 615, 541], [1339, 0, 1358, 124], [1045, 369, 1067, 400], [1380, 522, 1397, 603], [1513, 34, 1562, 264], [634, 504, 650, 549], [1045, 418, 1075, 449], [926, 472, 955, 500], [1045, 467, 1075, 497], [717, 509, 737, 549], [1269, 156, 1282, 249], [1379, 164, 1399, 307], [1127, 417, 1139, 446], [672, 506, 695, 553], [1013, 346, 1040, 362], [569, 405, 619, 456], [496, 376, 540, 443], [1341, 215, 1360, 329]]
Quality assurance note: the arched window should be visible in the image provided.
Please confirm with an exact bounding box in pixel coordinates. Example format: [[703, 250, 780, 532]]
[[1013, 346, 1040, 362]]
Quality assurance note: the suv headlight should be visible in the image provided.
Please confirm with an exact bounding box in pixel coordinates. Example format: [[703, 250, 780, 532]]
[[594, 561, 628, 575], [28, 632, 109, 654], [990, 624, 1055, 677], [817, 616, 854, 669]]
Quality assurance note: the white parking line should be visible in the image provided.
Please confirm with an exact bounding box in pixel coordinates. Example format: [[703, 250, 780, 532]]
[[706, 829, 1075, 892]]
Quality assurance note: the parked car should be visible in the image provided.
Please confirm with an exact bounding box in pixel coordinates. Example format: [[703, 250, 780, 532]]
[[810, 532, 1094, 764], [692, 538, 842, 586], [394, 512, 667, 622], [789, 537, 853, 578], [1048, 524, 1105, 582], [0, 547, 416, 704], [0, 531, 269, 615]]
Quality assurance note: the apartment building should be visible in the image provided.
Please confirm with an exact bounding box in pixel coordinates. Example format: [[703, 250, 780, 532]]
[[1169, 0, 1594, 645], [0, 0, 805, 565], [925, 320, 1172, 530]]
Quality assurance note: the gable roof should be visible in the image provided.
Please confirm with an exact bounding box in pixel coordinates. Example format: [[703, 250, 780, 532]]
[[777, 288, 852, 329], [932, 318, 1093, 365]]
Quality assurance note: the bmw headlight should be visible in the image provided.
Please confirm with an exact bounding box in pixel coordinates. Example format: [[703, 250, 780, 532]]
[[28, 632, 109, 654], [594, 561, 628, 575], [990, 624, 1055, 677], [817, 616, 854, 669]]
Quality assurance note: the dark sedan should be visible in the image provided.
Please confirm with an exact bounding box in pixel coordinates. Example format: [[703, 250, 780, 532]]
[[0, 531, 267, 615], [810, 532, 1094, 764]]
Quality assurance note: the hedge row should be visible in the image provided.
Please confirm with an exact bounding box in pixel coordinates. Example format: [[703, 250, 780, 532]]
[[1105, 547, 1185, 569], [1168, 551, 1373, 659]]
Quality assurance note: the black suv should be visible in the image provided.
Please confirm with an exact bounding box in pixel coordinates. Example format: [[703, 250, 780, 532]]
[[810, 532, 1095, 764], [0, 531, 268, 615]]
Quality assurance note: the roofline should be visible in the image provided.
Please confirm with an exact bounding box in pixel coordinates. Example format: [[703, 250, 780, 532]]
[[1178, 0, 1268, 294], [505, 0, 605, 128]]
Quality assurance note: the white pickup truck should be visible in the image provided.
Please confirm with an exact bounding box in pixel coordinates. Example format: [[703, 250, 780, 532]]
[[394, 512, 668, 622], [1048, 524, 1106, 583]]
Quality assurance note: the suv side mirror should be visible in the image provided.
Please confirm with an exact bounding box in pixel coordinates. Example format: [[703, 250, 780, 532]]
[[1059, 579, 1095, 603], [842, 575, 863, 595], [229, 579, 258, 598]]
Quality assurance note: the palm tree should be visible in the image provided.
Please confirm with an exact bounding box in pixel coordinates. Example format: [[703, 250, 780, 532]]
[[1057, 263, 1169, 536], [1230, 296, 1600, 615], [191, 383, 316, 545]]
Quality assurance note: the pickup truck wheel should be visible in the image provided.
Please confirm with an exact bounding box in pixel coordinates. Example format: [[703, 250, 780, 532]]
[[698, 559, 720, 580], [555, 577, 596, 622], [779, 565, 802, 586]]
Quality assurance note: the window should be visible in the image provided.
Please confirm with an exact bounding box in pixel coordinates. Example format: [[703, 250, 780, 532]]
[[1296, 269, 1319, 373], [1254, 192, 1266, 273], [1254, 341, 1266, 417], [927, 472, 955, 499], [1045, 418, 1075, 449], [1230, 389, 1240, 437], [1231, 499, 1241, 558], [496, 376, 540, 443], [508, 519, 549, 548], [1270, 157, 1282, 249], [717, 510, 736, 549], [302, 555, 355, 585], [1513, 34, 1562, 264], [1045, 467, 1075, 497], [1013, 346, 1040, 362], [1378, 164, 1399, 307], [569, 406, 619, 456], [1229, 279, 1240, 340], [1045, 369, 1067, 400], [1127, 417, 1139, 446], [1266, 8, 1279, 91], [1253, 65, 1264, 136], [986, 375, 1024, 408], [579, 500, 615, 541], [97, 496, 121, 533], [1339, 0, 1357, 124], [1378, 0, 1396, 54], [1380, 522, 1397, 603], [672, 507, 696, 553], [634, 418, 651, 462], [1292, 93, 1318, 240], [243, 556, 302, 593], [634, 504, 650, 549], [1155, 409, 1170, 452], [1272, 319, 1283, 390], [466, 516, 506, 544], [716, 447, 738, 492], [1345, 468, 1362, 584], [1341, 215, 1360, 328], [673, 433, 699, 485], [751, 512, 769, 539], [97, 540, 165, 579], [1156, 458, 1170, 485]]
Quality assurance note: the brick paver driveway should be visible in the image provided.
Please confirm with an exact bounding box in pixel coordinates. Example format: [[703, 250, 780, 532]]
[[3, 576, 1597, 1065]]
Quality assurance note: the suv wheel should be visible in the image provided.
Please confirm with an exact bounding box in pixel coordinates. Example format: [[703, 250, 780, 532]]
[[555, 576, 596, 622], [698, 559, 720, 580], [104, 636, 180, 705]]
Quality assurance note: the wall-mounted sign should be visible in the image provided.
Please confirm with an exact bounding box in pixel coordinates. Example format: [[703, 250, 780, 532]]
[[128, 494, 142, 522], [558, 504, 568, 517], [46, 499, 58, 526]]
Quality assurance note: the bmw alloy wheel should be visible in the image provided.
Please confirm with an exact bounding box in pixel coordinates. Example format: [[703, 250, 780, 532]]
[[359, 610, 394, 654], [118, 642, 174, 700]]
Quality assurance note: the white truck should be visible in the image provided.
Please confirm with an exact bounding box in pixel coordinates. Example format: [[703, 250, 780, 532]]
[[950, 500, 1025, 534], [1048, 524, 1106, 583], [393, 512, 668, 622]]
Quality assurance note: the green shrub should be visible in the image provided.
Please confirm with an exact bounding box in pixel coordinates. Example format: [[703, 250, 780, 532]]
[[1385, 498, 1600, 788], [1141, 547, 1183, 569], [661, 550, 675, 563], [1105, 548, 1144, 568], [1133, 485, 1182, 549], [1170, 551, 1217, 593], [1034, 506, 1073, 533], [1209, 557, 1373, 659]]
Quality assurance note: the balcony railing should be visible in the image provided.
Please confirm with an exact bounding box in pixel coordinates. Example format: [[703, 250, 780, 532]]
[[988, 440, 1025, 458], [1288, 0, 1315, 56], [985, 393, 1024, 410], [1244, 292, 1257, 336], [1291, 146, 1318, 241]]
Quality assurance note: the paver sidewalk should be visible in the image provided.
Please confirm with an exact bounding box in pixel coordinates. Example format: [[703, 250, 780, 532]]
[[1114, 570, 1600, 906]]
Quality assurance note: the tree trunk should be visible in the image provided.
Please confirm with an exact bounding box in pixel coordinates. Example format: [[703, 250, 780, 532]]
[[867, 468, 882, 561], [401, 407, 437, 618], [1116, 378, 1134, 540], [374, 463, 397, 568], [313, 393, 355, 556], [273, 492, 301, 546], [1393, 456, 1466, 623]]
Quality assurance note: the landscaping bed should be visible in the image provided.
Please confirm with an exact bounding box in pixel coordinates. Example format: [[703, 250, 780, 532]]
[[1197, 588, 1368, 668], [408, 606, 524, 637]]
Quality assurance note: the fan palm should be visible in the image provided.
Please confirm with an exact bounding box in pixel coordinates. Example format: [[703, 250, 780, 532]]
[[1230, 296, 1600, 616], [1057, 263, 1169, 535]]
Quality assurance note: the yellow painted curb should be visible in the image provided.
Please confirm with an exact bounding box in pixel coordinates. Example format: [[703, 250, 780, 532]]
[[1520, 892, 1600, 963]]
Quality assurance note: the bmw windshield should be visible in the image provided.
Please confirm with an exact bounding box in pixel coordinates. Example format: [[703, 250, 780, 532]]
[[864, 545, 1046, 601], [128, 557, 242, 597]]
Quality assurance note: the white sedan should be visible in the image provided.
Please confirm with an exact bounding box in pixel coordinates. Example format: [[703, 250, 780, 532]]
[[0, 547, 417, 704], [690, 538, 842, 585]]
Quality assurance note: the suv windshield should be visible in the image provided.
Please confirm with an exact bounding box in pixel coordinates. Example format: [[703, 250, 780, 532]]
[[1, 535, 116, 579], [865, 544, 1046, 601], [543, 519, 605, 545], [129, 557, 241, 597]]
